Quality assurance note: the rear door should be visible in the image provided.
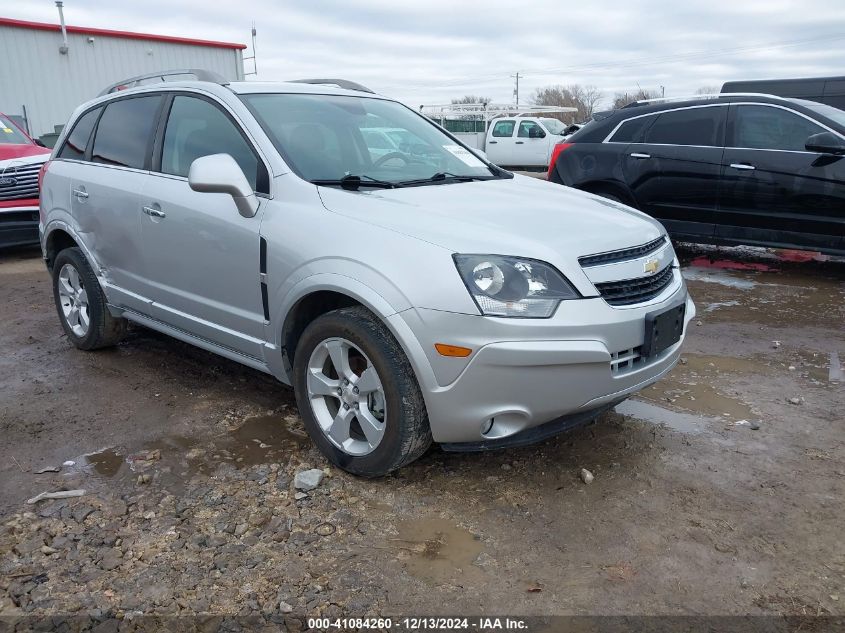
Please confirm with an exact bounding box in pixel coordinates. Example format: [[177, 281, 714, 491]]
[[621, 105, 727, 238], [718, 103, 844, 252], [66, 95, 162, 313], [514, 120, 549, 166], [485, 119, 516, 165], [139, 93, 269, 359]]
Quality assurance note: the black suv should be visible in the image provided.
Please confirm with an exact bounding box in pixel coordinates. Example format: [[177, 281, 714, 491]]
[[548, 94, 845, 255]]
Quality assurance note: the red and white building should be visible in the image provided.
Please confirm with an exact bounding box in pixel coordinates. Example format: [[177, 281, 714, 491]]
[[0, 14, 246, 247], [0, 16, 246, 141]]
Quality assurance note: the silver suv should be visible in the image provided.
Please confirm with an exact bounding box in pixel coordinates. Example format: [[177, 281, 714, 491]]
[[40, 70, 695, 476]]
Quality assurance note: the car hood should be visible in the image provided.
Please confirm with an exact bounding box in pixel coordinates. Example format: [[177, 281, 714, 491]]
[[0, 143, 51, 162], [317, 174, 665, 267]]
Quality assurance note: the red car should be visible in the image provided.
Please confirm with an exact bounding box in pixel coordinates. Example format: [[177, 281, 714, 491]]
[[0, 114, 51, 248]]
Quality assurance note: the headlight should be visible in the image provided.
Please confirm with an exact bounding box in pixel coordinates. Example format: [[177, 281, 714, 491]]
[[453, 254, 580, 318]]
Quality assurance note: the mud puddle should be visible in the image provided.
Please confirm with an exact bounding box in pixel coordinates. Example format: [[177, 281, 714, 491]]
[[631, 352, 763, 423], [682, 262, 845, 328], [393, 518, 485, 585], [72, 413, 309, 485], [616, 399, 716, 434]]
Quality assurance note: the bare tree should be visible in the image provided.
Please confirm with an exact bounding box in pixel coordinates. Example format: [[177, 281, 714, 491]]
[[450, 95, 492, 105], [695, 85, 720, 95], [530, 84, 603, 124], [612, 88, 662, 109]]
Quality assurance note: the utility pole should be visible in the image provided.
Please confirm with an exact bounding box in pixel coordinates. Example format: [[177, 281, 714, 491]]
[[511, 72, 521, 106], [244, 23, 258, 77], [660, 85, 665, 97]]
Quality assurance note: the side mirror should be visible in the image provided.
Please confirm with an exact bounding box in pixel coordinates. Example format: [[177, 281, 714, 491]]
[[470, 148, 488, 160], [529, 127, 546, 139], [188, 153, 259, 218], [805, 131, 845, 155]]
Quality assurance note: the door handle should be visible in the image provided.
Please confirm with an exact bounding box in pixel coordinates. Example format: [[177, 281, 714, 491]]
[[630, 152, 651, 159], [143, 206, 166, 218], [488, 141, 498, 144], [729, 163, 756, 171], [72, 188, 88, 199], [515, 141, 524, 144]]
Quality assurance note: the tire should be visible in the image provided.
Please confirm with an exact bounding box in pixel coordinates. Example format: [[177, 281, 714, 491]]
[[52, 247, 127, 350], [292, 305, 432, 476]]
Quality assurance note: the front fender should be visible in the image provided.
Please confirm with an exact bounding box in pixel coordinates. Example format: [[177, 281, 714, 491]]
[[265, 271, 440, 401]]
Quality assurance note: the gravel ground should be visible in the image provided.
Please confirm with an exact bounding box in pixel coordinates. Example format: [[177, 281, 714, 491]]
[[0, 243, 843, 625]]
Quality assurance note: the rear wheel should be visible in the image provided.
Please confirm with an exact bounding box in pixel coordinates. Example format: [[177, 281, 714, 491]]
[[51, 247, 126, 350], [292, 306, 431, 476]]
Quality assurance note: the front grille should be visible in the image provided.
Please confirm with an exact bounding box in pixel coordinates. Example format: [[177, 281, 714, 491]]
[[611, 346, 643, 374], [579, 235, 667, 267], [0, 162, 41, 201], [595, 264, 675, 306]]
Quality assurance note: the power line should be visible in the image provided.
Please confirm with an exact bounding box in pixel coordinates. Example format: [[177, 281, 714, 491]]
[[379, 32, 845, 93]]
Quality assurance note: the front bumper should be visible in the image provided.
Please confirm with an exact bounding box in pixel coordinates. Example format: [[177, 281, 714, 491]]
[[0, 201, 40, 248], [392, 275, 695, 445]]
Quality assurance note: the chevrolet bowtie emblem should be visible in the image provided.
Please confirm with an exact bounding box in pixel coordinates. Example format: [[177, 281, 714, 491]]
[[643, 259, 659, 274]]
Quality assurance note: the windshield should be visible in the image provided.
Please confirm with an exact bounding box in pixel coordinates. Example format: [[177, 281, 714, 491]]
[[0, 117, 31, 145], [540, 118, 567, 135], [795, 101, 845, 129], [242, 93, 497, 185]]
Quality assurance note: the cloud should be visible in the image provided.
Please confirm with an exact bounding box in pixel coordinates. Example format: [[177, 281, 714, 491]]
[[8, 0, 844, 109]]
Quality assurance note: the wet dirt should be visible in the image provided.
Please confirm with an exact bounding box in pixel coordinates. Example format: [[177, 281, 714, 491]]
[[394, 518, 485, 586], [1, 243, 844, 617]]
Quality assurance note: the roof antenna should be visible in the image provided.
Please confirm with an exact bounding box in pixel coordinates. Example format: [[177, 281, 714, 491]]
[[56, 1, 69, 54]]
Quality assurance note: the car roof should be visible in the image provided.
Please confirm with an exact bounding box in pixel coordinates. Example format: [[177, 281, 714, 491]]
[[568, 93, 845, 143], [93, 79, 389, 101]]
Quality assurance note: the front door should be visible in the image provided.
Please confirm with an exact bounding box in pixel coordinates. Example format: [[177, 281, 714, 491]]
[[514, 120, 549, 166], [139, 94, 270, 359], [717, 103, 844, 252]]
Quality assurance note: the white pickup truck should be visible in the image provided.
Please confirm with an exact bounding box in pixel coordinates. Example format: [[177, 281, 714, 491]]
[[483, 117, 571, 168]]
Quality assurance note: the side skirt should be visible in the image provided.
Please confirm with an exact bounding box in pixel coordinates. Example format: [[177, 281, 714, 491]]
[[115, 306, 274, 376]]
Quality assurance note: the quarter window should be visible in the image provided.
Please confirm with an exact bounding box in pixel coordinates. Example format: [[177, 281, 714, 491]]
[[92, 96, 161, 169], [491, 120, 515, 137], [732, 105, 825, 151], [609, 116, 653, 143], [161, 96, 261, 191], [58, 107, 102, 160], [643, 107, 723, 147]]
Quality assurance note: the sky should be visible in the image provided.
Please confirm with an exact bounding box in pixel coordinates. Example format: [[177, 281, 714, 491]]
[[4, 0, 845, 110]]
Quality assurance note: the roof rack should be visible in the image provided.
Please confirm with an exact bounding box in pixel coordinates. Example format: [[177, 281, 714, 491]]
[[289, 78, 375, 94], [623, 92, 785, 108], [98, 69, 228, 97]]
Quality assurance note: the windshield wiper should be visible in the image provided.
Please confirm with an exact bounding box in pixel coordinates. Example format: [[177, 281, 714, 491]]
[[397, 171, 494, 186], [311, 174, 396, 190]]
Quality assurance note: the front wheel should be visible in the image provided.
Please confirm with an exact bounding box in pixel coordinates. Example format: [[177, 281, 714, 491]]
[[292, 306, 431, 476]]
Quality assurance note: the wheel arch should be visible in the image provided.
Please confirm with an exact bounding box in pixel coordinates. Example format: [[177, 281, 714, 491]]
[[272, 274, 439, 402], [578, 180, 639, 208]]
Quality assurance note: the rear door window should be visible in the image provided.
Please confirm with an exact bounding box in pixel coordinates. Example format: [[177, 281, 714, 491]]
[[491, 120, 515, 137], [731, 105, 826, 151], [91, 96, 162, 169], [58, 107, 102, 160], [160, 96, 262, 191], [643, 106, 724, 147]]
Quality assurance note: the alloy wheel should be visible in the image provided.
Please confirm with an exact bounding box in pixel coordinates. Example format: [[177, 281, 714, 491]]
[[57, 263, 90, 338], [306, 337, 387, 456]]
